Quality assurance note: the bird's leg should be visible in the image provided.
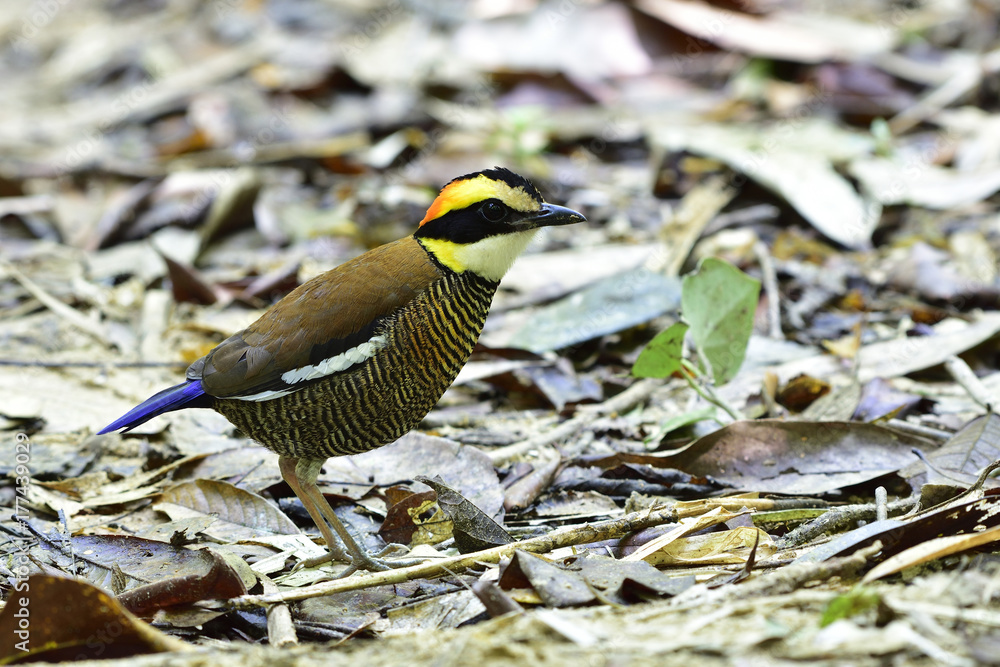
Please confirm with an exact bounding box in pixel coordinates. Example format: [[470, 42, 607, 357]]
[[279, 456, 418, 574], [278, 456, 352, 566]]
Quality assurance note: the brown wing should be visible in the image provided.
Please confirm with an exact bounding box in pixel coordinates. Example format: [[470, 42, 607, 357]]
[[188, 237, 442, 398]]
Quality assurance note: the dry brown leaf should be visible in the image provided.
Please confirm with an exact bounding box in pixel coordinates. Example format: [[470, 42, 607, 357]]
[[641, 526, 774, 567], [862, 524, 1000, 583]]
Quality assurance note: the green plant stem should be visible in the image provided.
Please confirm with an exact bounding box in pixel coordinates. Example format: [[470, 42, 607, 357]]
[[680, 359, 745, 422]]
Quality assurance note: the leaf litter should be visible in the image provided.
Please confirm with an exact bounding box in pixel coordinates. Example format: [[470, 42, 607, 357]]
[[4, 0, 1000, 665]]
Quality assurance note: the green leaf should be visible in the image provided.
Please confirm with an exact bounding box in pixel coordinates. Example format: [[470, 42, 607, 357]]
[[633, 321, 689, 378], [820, 588, 883, 627], [682, 258, 761, 385], [511, 267, 681, 354], [643, 406, 717, 449]]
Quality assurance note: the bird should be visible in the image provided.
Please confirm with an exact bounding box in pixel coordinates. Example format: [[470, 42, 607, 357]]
[[99, 167, 585, 574]]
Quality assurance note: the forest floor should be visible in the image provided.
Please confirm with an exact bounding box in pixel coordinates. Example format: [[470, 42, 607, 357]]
[[3, 1, 1000, 665]]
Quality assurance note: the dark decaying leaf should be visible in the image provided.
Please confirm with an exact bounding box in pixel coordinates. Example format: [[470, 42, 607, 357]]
[[156, 479, 300, 541], [661, 420, 932, 494], [618, 526, 680, 558], [319, 433, 505, 519], [498, 550, 693, 608], [518, 362, 603, 410], [378, 490, 450, 547], [852, 378, 923, 422], [0, 574, 187, 662], [795, 495, 1000, 565], [532, 490, 621, 521], [775, 374, 830, 412], [385, 589, 487, 632], [91, 178, 162, 251], [158, 251, 220, 305], [297, 583, 422, 639], [903, 413, 1000, 488], [554, 476, 703, 498], [30, 534, 246, 615], [566, 555, 695, 602], [196, 167, 262, 253], [504, 456, 562, 511], [173, 447, 280, 494], [472, 579, 525, 618], [555, 462, 727, 499], [499, 550, 596, 607], [417, 476, 514, 553], [116, 548, 246, 616], [231, 260, 301, 302], [0, 431, 95, 478]]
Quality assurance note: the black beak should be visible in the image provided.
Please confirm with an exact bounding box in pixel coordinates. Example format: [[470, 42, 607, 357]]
[[522, 203, 586, 229]]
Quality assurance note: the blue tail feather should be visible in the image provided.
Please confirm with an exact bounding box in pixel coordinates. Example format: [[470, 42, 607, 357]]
[[98, 380, 209, 434]]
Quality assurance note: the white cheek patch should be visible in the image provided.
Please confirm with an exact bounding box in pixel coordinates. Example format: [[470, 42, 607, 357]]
[[231, 334, 388, 402], [455, 229, 538, 281]]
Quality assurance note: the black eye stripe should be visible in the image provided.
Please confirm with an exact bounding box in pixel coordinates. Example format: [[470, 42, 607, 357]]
[[416, 199, 525, 244]]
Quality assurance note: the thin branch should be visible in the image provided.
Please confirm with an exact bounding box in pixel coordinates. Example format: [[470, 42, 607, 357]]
[[229, 506, 678, 608], [488, 378, 662, 464], [1, 259, 111, 347], [944, 354, 995, 411], [753, 240, 782, 340], [0, 359, 186, 369], [680, 360, 744, 422]]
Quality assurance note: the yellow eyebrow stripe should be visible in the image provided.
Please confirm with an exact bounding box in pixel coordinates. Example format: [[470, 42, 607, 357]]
[[420, 175, 541, 225]]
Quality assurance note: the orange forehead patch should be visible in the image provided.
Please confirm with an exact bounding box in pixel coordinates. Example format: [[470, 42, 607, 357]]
[[420, 174, 541, 226]]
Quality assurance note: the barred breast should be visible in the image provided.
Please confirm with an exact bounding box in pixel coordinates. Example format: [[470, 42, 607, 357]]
[[215, 271, 498, 458]]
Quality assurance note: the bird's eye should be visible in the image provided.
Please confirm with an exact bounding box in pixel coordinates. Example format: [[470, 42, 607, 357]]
[[479, 201, 507, 223]]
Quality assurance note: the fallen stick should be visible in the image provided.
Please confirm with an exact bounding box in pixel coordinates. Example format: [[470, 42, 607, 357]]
[[230, 505, 679, 608]]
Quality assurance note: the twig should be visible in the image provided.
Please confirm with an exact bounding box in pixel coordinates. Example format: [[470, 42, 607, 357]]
[[889, 48, 1000, 134], [488, 378, 662, 464], [753, 240, 782, 340], [646, 176, 737, 278], [1, 260, 110, 347], [229, 506, 678, 608], [0, 359, 186, 369], [633, 542, 883, 623], [259, 574, 297, 647], [875, 486, 888, 523], [777, 497, 918, 549], [944, 354, 995, 411], [883, 595, 1000, 629], [884, 418, 953, 442], [680, 360, 744, 422], [909, 459, 1000, 516]]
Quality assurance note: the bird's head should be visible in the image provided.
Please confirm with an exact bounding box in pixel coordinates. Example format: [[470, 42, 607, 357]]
[[414, 167, 585, 281]]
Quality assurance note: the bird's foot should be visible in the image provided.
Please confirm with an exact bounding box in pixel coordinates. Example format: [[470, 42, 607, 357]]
[[293, 542, 353, 570], [332, 543, 430, 578], [294, 541, 426, 575], [375, 543, 410, 558]]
